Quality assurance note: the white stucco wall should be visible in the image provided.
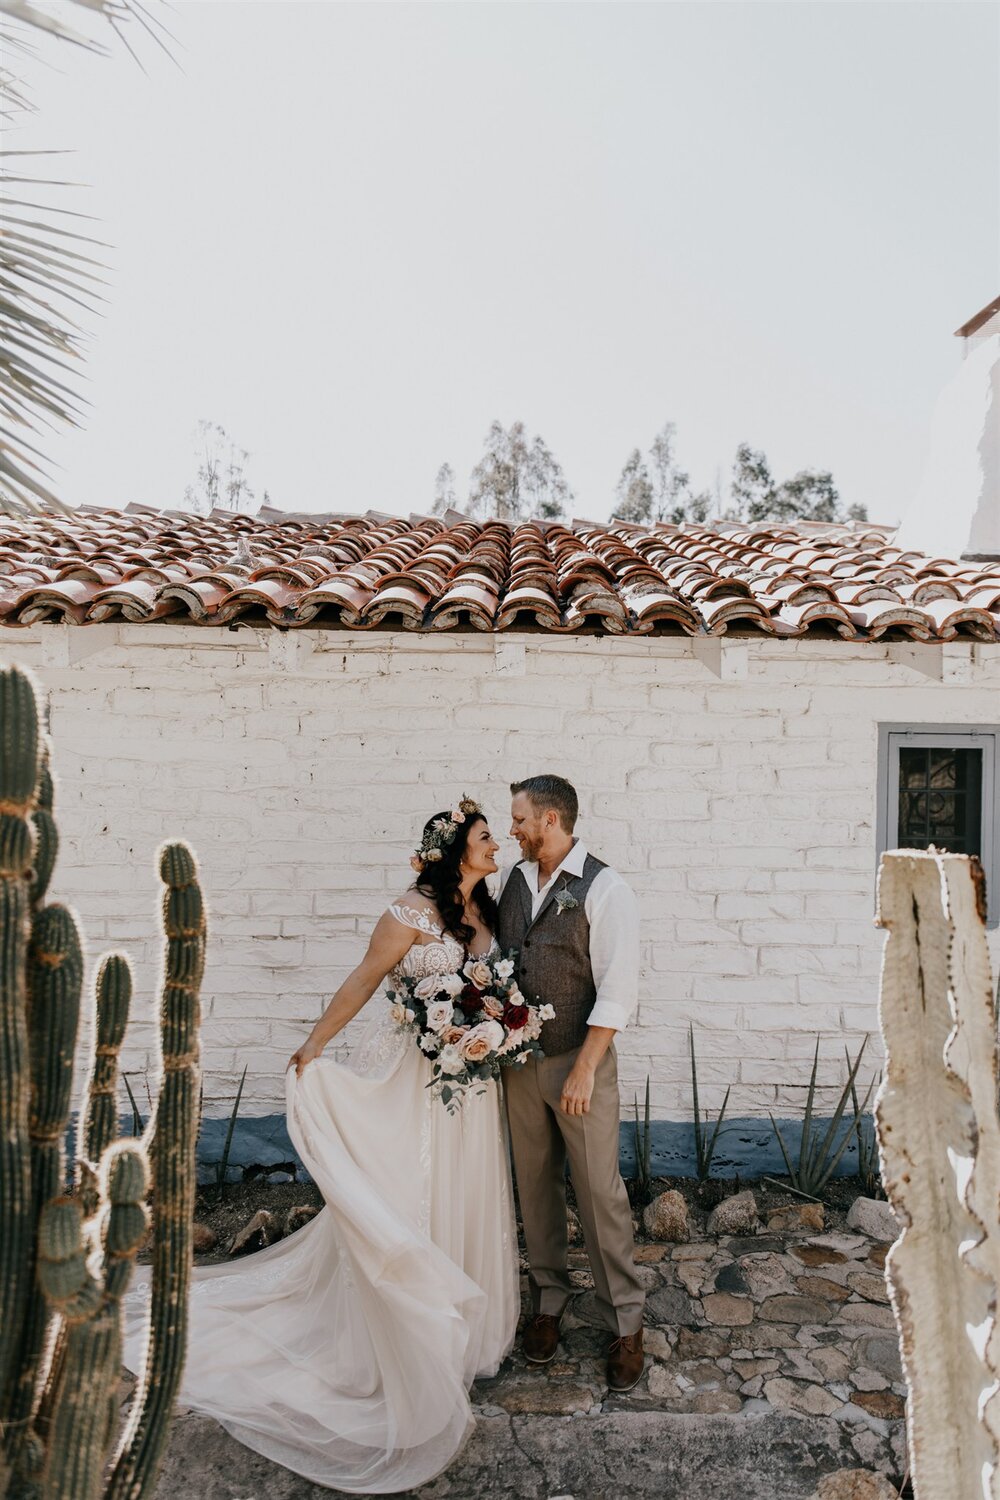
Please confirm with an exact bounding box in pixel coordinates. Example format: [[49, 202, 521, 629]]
[[5, 623, 1000, 1124], [896, 329, 999, 558]]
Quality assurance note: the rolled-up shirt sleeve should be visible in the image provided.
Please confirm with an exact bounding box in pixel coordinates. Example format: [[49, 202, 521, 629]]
[[585, 870, 639, 1032]]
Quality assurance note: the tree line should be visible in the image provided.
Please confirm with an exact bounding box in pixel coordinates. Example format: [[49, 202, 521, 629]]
[[182, 417, 867, 527], [431, 420, 868, 526]]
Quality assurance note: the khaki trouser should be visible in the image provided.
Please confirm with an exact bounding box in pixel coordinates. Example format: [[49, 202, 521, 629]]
[[504, 1043, 645, 1336]]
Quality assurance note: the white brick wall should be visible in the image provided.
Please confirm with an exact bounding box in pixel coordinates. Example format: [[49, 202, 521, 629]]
[[7, 623, 1000, 1123]]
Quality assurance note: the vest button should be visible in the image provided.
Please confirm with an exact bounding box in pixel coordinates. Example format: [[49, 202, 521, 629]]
[[524, 940, 531, 948]]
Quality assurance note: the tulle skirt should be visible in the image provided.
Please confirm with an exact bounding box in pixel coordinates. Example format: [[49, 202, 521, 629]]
[[122, 1014, 519, 1493]]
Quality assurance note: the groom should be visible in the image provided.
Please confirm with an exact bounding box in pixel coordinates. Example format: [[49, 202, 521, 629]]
[[497, 774, 645, 1391]]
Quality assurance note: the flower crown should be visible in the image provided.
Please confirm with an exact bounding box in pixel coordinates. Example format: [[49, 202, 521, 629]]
[[411, 796, 483, 873]]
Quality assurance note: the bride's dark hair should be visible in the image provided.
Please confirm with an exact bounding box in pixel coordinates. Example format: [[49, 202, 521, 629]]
[[412, 811, 498, 950]]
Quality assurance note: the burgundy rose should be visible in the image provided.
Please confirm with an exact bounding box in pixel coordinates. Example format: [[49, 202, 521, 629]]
[[459, 984, 483, 1016], [503, 1003, 529, 1031]]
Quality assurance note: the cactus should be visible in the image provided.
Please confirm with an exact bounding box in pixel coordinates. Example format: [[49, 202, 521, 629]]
[[0, 665, 41, 1411], [79, 955, 133, 1220], [106, 843, 205, 1500], [36, 1146, 149, 1500], [29, 747, 57, 909], [0, 662, 206, 1500], [4, 904, 84, 1461]]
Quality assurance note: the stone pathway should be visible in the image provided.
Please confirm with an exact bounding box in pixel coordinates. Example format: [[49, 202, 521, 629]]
[[154, 1204, 907, 1499]]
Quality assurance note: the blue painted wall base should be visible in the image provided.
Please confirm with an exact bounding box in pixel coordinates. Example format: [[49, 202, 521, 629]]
[[154, 1113, 867, 1186]]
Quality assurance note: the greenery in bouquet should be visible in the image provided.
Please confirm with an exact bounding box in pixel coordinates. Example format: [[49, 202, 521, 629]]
[[387, 952, 553, 1110]]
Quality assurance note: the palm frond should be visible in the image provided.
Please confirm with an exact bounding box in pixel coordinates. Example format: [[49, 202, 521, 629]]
[[0, 0, 166, 513]]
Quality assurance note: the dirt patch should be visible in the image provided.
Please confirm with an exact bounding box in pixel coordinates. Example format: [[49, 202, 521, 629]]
[[176, 1172, 874, 1268]]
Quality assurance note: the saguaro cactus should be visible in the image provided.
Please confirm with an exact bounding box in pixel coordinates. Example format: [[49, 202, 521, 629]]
[[79, 955, 133, 1221], [37, 1144, 149, 1500], [106, 844, 205, 1500], [0, 662, 207, 1500], [876, 849, 1000, 1500], [0, 666, 40, 1407], [5, 904, 85, 1455]]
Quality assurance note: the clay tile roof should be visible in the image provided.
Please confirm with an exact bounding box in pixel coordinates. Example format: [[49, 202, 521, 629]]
[[0, 505, 997, 641]]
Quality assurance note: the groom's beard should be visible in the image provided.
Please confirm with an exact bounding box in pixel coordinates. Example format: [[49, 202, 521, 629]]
[[518, 834, 544, 863]]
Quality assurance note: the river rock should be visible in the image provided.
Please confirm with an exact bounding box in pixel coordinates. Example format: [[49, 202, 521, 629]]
[[707, 1190, 759, 1235], [191, 1222, 217, 1252], [702, 1292, 754, 1326], [852, 1390, 906, 1420], [846, 1197, 898, 1243], [854, 1333, 903, 1381], [229, 1209, 279, 1256], [285, 1204, 320, 1235], [642, 1190, 689, 1242], [738, 1252, 795, 1300], [713, 1261, 750, 1295], [676, 1327, 730, 1359], [763, 1376, 840, 1417], [767, 1202, 825, 1233], [847, 1270, 890, 1305], [646, 1286, 697, 1326], [795, 1275, 851, 1303], [758, 1293, 833, 1324], [791, 1243, 847, 1267]]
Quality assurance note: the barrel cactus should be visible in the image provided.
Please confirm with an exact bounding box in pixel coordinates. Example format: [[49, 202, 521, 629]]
[[0, 662, 207, 1500]]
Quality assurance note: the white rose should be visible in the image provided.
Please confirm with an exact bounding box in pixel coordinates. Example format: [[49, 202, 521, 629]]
[[507, 985, 526, 1006], [494, 958, 515, 982], [414, 976, 445, 1000], [499, 1027, 524, 1055], [438, 973, 464, 998], [459, 1020, 505, 1063], [390, 1002, 407, 1025], [437, 1044, 465, 1075], [425, 1000, 454, 1034], [538, 1003, 556, 1021], [463, 958, 493, 989]]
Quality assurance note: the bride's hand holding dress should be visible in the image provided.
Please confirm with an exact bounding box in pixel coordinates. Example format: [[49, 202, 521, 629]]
[[286, 905, 421, 1076]]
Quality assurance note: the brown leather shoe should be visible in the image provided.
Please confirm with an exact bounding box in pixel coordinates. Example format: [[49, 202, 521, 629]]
[[522, 1313, 561, 1365], [606, 1328, 644, 1392]]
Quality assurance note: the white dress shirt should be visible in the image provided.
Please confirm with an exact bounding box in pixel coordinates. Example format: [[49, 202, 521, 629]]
[[499, 840, 639, 1034]]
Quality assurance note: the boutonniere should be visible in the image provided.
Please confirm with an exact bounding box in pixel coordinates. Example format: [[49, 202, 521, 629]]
[[553, 887, 579, 916]]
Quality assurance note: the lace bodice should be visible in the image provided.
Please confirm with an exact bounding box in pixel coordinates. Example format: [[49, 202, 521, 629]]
[[387, 903, 498, 985], [349, 906, 498, 1080]]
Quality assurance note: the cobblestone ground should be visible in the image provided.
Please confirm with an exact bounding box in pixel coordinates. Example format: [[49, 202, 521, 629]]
[[479, 1225, 906, 1443], [153, 1211, 907, 1499]]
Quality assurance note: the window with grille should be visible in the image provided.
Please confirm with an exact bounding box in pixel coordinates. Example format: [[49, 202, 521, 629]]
[[878, 727, 999, 927]]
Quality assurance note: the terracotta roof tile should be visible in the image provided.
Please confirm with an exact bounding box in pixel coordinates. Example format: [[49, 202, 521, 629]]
[[0, 506, 996, 641]]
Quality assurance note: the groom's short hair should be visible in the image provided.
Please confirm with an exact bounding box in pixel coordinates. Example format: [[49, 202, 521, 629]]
[[510, 775, 578, 833]]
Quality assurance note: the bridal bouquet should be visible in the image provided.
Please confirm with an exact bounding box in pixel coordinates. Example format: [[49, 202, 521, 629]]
[[387, 953, 554, 1110]]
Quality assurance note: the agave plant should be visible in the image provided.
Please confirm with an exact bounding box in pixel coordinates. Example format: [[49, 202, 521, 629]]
[[765, 1036, 873, 1201], [0, 0, 169, 513], [632, 1076, 653, 1204], [689, 1023, 732, 1181], [849, 1055, 884, 1200]]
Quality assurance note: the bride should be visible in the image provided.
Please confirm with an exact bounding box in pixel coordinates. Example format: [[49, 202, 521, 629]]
[[122, 798, 519, 1494]]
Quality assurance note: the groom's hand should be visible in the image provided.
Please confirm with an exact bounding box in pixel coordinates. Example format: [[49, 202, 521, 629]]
[[560, 1061, 595, 1116]]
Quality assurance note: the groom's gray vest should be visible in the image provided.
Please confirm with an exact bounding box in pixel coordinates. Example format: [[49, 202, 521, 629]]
[[496, 853, 608, 1057]]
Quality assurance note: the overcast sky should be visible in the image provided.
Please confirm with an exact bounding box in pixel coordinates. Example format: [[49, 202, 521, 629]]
[[17, 0, 1000, 525]]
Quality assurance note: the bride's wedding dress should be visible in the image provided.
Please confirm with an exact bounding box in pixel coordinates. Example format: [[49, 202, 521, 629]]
[[122, 906, 520, 1495]]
